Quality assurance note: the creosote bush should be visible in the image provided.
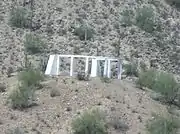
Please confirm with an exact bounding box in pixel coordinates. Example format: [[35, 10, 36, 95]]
[[8, 68, 44, 109], [18, 68, 44, 87], [101, 76, 111, 83], [137, 69, 180, 105], [123, 63, 139, 77], [137, 69, 156, 89], [72, 109, 108, 134], [8, 85, 35, 109], [165, 0, 180, 9], [9, 7, 32, 29], [146, 114, 179, 134], [24, 33, 46, 54], [74, 24, 94, 40], [135, 5, 160, 33], [6, 127, 25, 134], [120, 9, 134, 27], [77, 71, 90, 81]]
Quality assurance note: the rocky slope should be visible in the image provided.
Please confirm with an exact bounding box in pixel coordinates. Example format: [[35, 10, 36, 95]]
[[0, 0, 180, 76], [0, 76, 168, 134]]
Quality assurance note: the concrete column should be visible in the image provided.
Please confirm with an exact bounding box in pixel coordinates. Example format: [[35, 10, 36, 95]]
[[90, 58, 97, 77], [107, 59, 111, 78], [85, 57, 89, 74], [103, 59, 108, 77], [56, 55, 60, 75], [70, 56, 74, 76], [45, 55, 55, 75], [117, 60, 122, 79]]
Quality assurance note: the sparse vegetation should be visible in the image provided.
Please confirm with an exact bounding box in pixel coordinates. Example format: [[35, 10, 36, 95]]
[[109, 117, 129, 132], [123, 63, 139, 77], [137, 69, 180, 105], [74, 24, 94, 41], [120, 9, 134, 27], [77, 72, 90, 81], [50, 89, 60, 97], [101, 76, 111, 83], [8, 68, 43, 109], [146, 114, 179, 134], [18, 68, 44, 87], [135, 5, 160, 33], [6, 127, 25, 134], [72, 109, 108, 134], [8, 84, 35, 109], [137, 69, 157, 89], [9, 7, 32, 29], [24, 33, 46, 54], [166, 0, 180, 8], [0, 83, 6, 92]]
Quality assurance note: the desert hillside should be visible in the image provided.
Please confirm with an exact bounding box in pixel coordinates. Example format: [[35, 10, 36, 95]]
[[0, 0, 180, 134], [0, 0, 180, 75], [0, 76, 168, 134]]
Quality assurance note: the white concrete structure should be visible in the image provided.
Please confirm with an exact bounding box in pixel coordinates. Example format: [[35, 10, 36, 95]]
[[45, 55, 122, 79]]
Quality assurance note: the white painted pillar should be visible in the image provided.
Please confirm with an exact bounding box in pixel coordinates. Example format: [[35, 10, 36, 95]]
[[56, 55, 60, 75], [45, 55, 55, 75], [91, 58, 97, 77], [103, 59, 108, 77], [107, 59, 111, 78], [85, 57, 89, 74], [117, 60, 122, 79], [70, 56, 74, 76]]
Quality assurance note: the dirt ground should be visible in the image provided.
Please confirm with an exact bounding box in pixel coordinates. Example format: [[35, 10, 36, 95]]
[[0, 76, 168, 134]]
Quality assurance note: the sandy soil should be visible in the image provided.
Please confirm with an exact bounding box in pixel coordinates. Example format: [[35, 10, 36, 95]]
[[0, 76, 168, 134]]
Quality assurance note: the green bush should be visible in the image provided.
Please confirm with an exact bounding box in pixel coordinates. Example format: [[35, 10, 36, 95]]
[[77, 72, 90, 81], [165, 0, 180, 8], [137, 70, 180, 104], [6, 127, 25, 134], [74, 24, 94, 40], [123, 63, 139, 77], [146, 114, 179, 134], [8, 85, 35, 109], [72, 109, 108, 134], [135, 5, 159, 33], [9, 7, 32, 29], [24, 33, 46, 54], [18, 69, 44, 87], [101, 76, 111, 83], [137, 69, 156, 89], [152, 72, 179, 103], [120, 9, 134, 27]]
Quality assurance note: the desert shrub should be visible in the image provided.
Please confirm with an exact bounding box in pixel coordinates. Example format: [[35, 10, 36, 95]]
[[50, 89, 60, 97], [0, 83, 6, 92], [120, 9, 134, 27], [137, 69, 156, 89], [6, 127, 25, 134], [152, 72, 179, 104], [123, 63, 138, 77], [109, 117, 129, 132], [137, 70, 180, 105], [8, 84, 35, 109], [101, 76, 111, 83], [77, 72, 89, 81], [72, 109, 108, 134], [24, 33, 46, 54], [165, 0, 180, 8], [18, 68, 44, 87], [9, 7, 32, 29], [74, 24, 94, 40], [146, 114, 179, 134], [135, 5, 160, 33]]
